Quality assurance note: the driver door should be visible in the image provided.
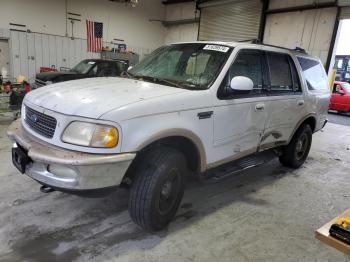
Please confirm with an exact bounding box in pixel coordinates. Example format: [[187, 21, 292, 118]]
[[210, 49, 269, 165]]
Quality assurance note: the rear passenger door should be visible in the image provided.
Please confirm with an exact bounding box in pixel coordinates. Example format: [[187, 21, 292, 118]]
[[260, 51, 306, 150]]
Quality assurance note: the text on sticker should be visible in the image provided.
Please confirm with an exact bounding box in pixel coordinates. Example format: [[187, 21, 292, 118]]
[[203, 45, 230, 53]]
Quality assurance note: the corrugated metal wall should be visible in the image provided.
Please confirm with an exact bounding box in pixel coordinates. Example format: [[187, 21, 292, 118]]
[[9, 31, 99, 82]]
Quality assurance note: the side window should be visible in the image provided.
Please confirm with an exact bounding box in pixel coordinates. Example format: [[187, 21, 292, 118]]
[[89, 65, 97, 76], [297, 57, 328, 91], [95, 62, 112, 77], [230, 49, 263, 89], [266, 52, 293, 93], [90, 63, 109, 76], [288, 57, 302, 93], [111, 62, 127, 76], [218, 49, 264, 99]]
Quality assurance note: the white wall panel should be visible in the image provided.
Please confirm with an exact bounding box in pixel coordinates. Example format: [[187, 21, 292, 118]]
[[9, 31, 105, 81], [48, 35, 57, 68], [27, 33, 36, 82], [9, 31, 20, 80], [165, 2, 197, 21], [62, 37, 69, 69], [42, 34, 50, 68], [55, 36, 63, 70], [75, 39, 83, 65], [164, 2, 199, 44], [18, 32, 28, 80], [0, 29, 10, 39], [164, 24, 198, 44], [263, 7, 337, 65], [0, 0, 165, 52], [67, 39, 74, 68], [34, 33, 43, 72], [82, 40, 90, 59]]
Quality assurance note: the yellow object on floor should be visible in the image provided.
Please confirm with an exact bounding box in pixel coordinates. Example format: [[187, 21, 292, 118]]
[[316, 209, 350, 255]]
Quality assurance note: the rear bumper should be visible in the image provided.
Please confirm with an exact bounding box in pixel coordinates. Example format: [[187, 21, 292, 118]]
[[7, 120, 136, 190]]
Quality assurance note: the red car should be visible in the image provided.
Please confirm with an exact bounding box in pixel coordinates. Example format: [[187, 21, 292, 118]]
[[329, 81, 350, 113]]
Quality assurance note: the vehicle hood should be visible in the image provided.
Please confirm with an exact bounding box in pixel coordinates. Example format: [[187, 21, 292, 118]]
[[36, 71, 77, 82], [25, 77, 188, 119]]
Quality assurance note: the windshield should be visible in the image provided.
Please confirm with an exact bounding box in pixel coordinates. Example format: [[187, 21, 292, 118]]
[[71, 60, 96, 74], [128, 43, 232, 90]]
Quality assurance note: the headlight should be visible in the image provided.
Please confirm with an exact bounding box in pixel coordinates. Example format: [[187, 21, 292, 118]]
[[62, 121, 119, 148]]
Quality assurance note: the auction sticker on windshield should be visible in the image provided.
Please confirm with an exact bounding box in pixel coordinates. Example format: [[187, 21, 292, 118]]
[[203, 45, 230, 53]]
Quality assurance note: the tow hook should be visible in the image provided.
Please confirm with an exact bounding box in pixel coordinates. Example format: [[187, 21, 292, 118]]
[[40, 185, 55, 193]]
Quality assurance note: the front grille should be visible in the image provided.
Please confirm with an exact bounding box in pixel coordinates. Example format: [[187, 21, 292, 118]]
[[34, 79, 46, 88], [25, 106, 57, 138]]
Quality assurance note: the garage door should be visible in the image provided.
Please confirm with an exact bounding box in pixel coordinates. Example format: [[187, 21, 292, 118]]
[[198, 0, 262, 42]]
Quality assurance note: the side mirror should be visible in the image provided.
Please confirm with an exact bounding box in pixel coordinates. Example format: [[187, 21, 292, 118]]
[[230, 76, 254, 91]]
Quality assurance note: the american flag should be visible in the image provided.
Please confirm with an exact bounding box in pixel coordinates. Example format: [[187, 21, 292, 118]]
[[86, 20, 103, 52]]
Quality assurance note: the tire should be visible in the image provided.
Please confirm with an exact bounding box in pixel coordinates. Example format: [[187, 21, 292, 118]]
[[129, 147, 186, 231], [279, 124, 312, 168]]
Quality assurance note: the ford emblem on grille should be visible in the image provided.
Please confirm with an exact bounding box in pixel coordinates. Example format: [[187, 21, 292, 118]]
[[29, 114, 38, 123], [25, 106, 57, 138]]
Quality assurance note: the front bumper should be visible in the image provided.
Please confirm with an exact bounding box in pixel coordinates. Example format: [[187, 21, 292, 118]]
[[7, 120, 136, 190]]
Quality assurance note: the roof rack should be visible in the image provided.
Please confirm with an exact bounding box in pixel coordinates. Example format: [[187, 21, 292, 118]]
[[238, 39, 307, 54]]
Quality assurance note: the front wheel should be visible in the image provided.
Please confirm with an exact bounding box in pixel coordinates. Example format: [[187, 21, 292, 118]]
[[128, 147, 186, 231], [279, 124, 312, 168]]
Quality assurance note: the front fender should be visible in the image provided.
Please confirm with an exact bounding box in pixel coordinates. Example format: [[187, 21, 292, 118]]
[[120, 112, 210, 172]]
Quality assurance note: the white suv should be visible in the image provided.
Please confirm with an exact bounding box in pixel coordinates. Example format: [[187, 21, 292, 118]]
[[7, 42, 330, 231]]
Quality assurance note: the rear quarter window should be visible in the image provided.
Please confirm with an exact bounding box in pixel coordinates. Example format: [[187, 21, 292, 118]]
[[297, 57, 328, 92]]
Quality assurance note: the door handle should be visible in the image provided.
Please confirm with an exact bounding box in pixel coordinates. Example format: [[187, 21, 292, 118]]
[[297, 100, 305, 106], [197, 111, 213, 119], [255, 103, 265, 111]]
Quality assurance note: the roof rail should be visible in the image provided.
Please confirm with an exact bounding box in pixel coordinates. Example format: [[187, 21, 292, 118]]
[[237, 39, 307, 54], [294, 47, 307, 53]]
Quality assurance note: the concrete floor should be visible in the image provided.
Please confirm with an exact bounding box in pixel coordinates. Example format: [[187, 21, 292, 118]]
[[0, 120, 350, 262], [328, 111, 350, 126]]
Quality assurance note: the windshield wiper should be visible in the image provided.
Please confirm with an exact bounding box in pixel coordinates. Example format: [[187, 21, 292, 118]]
[[134, 75, 184, 89], [154, 78, 184, 89]]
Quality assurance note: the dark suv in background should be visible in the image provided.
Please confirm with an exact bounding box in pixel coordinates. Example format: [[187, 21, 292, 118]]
[[34, 59, 128, 88]]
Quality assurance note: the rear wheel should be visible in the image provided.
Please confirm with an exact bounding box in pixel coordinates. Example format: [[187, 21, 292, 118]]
[[128, 147, 186, 231], [279, 124, 312, 168]]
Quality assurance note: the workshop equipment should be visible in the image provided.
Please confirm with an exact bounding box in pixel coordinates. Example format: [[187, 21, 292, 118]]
[[329, 217, 350, 245]]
